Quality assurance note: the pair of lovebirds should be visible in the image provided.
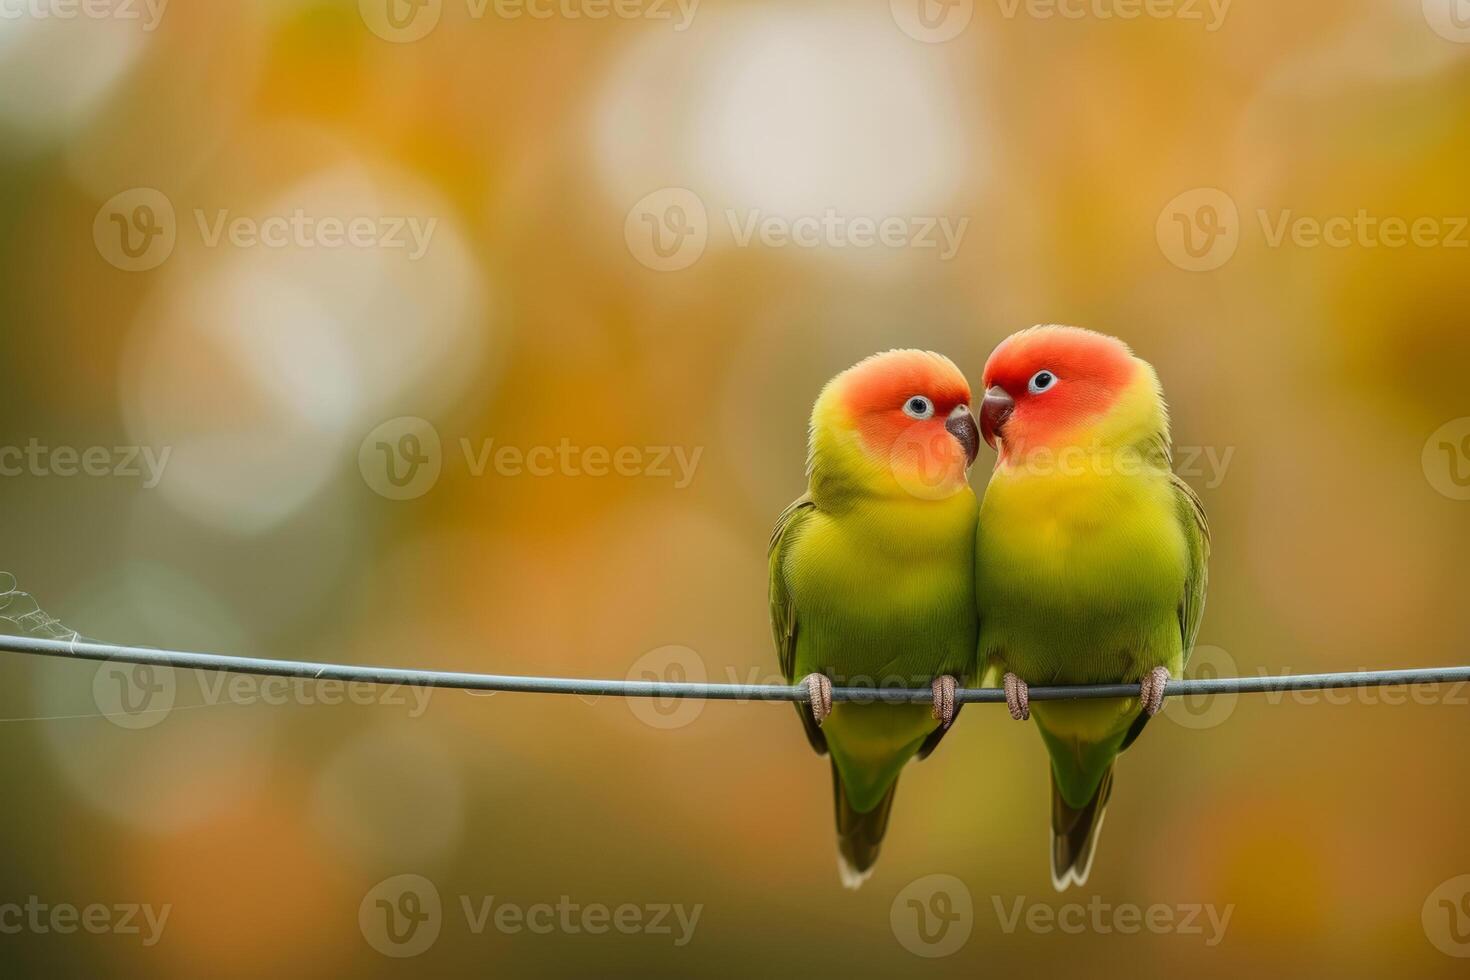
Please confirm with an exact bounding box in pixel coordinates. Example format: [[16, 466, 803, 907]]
[[769, 325, 1210, 890]]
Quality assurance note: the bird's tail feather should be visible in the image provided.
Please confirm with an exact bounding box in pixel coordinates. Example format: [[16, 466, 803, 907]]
[[832, 762, 897, 890], [1050, 764, 1114, 891]]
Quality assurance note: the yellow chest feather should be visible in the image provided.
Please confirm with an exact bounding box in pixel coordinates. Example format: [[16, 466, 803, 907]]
[[978, 462, 1185, 608]]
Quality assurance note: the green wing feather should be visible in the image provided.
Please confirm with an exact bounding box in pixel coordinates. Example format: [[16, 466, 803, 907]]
[[1120, 472, 1210, 751], [1172, 473, 1210, 668], [1052, 472, 1211, 884], [768, 494, 825, 754]]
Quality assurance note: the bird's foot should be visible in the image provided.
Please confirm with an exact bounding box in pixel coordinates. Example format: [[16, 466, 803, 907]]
[[1003, 672, 1029, 721], [802, 673, 833, 727], [1139, 666, 1170, 716], [931, 675, 958, 729]]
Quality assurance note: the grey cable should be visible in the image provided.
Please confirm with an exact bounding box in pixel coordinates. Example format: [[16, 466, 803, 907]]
[[2, 635, 1467, 704]]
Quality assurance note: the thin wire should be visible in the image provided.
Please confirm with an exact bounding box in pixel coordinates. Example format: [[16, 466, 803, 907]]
[[1, 634, 1467, 704]]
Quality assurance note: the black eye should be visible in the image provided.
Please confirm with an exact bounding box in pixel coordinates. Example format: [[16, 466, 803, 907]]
[[1028, 370, 1056, 395], [902, 395, 935, 420]]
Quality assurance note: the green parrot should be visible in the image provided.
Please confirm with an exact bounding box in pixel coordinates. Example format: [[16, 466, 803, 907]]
[[769, 350, 981, 887], [973, 325, 1210, 889]]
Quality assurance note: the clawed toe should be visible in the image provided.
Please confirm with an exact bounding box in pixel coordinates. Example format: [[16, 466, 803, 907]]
[[931, 675, 958, 729], [1139, 666, 1170, 716], [1003, 672, 1029, 721], [803, 673, 833, 726]]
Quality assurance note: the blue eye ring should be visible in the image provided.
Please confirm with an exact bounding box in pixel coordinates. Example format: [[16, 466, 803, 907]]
[[1028, 370, 1057, 395], [902, 395, 935, 420]]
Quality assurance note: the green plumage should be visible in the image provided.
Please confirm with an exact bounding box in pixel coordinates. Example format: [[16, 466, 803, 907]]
[[771, 485, 978, 885], [769, 349, 979, 886], [977, 428, 1210, 888]]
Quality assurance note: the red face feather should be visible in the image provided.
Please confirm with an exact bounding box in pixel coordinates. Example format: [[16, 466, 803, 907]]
[[828, 350, 979, 493], [980, 326, 1137, 456], [843, 350, 970, 445]]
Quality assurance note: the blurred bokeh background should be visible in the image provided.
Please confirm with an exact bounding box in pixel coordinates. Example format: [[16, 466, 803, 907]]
[[1, 0, 1469, 974]]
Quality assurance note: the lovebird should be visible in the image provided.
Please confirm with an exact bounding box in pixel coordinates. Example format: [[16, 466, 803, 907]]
[[973, 325, 1210, 889], [769, 350, 981, 888]]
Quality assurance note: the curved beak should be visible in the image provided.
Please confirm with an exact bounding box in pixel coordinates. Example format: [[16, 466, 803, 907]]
[[945, 405, 980, 467], [979, 386, 1015, 450]]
